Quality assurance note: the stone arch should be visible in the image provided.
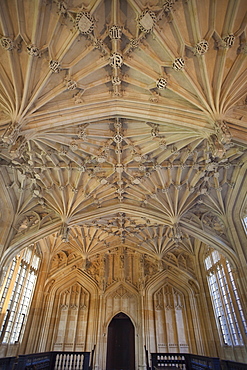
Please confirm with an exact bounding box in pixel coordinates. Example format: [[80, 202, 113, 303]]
[[144, 269, 205, 355], [95, 281, 142, 370], [181, 221, 232, 253], [44, 268, 98, 300], [37, 269, 99, 353], [2, 201, 237, 277], [103, 281, 139, 329], [105, 309, 136, 330], [106, 312, 135, 370], [0, 220, 61, 270], [51, 281, 90, 352], [197, 240, 243, 277]]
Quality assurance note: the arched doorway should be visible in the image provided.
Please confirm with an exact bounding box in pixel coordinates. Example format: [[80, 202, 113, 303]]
[[106, 312, 135, 370]]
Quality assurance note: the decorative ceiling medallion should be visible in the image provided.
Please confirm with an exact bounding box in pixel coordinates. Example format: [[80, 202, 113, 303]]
[[195, 40, 209, 55], [156, 78, 167, 89], [222, 34, 235, 48], [173, 58, 185, 71], [109, 52, 123, 68], [27, 44, 41, 57], [49, 60, 61, 73], [163, 0, 175, 13], [109, 25, 122, 39], [215, 34, 235, 49], [138, 10, 156, 33], [0, 36, 14, 50], [65, 79, 77, 90], [113, 134, 123, 143], [130, 38, 139, 49], [112, 76, 121, 85], [76, 12, 94, 34]]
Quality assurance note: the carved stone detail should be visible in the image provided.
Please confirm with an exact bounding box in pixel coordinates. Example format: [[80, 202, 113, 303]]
[[49, 60, 61, 73], [215, 120, 231, 145], [138, 10, 156, 33], [129, 38, 140, 50], [91, 37, 107, 55], [60, 223, 70, 242], [2, 122, 21, 145], [149, 90, 160, 103], [173, 58, 185, 70], [77, 124, 88, 140], [186, 210, 228, 240], [0, 36, 14, 50], [156, 78, 167, 89], [27, 44, 41, 57], [194, 40, 209, 55], [73, 90, 84, 104], [113, 286, 130, 298], [13, 211, 56, 240], [56, 1, 67, 16], [76, 12, 94, 34], [8, 135, 27, 158], [113, 133, 123, 143], [201, 212, 226, 236], [166, 251, 195, 273], [86, 258, 101, 282], [149, 123, 160, 137], [112, 76, 121, 85], [144, 257, 159, 277], [209, 120, 232, 158], [163, 0, 176, 13], [109, 52, 123, 68], [109, 25, 122, 39], [65, 79, 77, 90], [69, 140, 79, 151], [222, 34, 235, 48]]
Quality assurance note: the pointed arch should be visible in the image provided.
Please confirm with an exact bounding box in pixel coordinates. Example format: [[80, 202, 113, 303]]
[[36, 268, 99, 353], [144, 269, 206, 355], [106, 312, 135, 370]]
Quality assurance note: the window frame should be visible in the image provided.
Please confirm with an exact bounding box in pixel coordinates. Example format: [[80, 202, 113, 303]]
[[0, 246, 40, 345], [205, 249, 246, 346]]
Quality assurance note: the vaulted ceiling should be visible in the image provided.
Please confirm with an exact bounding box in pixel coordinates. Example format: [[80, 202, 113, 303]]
[[0, 0, 246, 269]]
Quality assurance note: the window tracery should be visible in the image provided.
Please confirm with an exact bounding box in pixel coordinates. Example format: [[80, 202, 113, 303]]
[[205, 249, 247, 346], [0, 245, 40, 344]]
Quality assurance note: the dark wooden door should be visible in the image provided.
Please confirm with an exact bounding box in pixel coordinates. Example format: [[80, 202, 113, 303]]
[[106, 312, 135, 370]]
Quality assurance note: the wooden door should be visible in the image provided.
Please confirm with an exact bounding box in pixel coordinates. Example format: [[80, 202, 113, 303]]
[[106, 312, 135, 370]]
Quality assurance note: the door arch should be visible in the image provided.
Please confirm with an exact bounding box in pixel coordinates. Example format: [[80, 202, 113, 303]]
[[106, 312, 135, 370]]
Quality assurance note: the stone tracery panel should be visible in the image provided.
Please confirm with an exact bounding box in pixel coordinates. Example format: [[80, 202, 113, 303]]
[[86, 249, 165, 289], [154, 284, 189, 353], [104, 284, 138, 331], [53, 283, 89, 351]]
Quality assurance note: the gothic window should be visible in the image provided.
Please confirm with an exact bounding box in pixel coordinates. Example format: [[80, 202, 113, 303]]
[[0, 245, 40, 344], [205, 249, 247, 346]]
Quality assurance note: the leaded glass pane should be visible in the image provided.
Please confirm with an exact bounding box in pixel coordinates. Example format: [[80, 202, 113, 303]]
[[0, 246, 40, 344], [205, 249, 246, 346]]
